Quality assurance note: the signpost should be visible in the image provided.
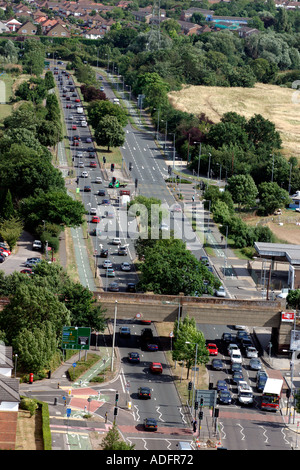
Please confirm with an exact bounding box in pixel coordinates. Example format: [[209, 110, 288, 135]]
[[62, 326, 91, 351]]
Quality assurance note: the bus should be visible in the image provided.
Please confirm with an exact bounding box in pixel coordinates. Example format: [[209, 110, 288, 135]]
[[261, 378, 283, 411]]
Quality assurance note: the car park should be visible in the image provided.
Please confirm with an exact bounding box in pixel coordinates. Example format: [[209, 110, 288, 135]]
[[249, 358, 262, 370], [150, 362, 163, 374], [246, 346, 258, 358], [119, 327, 131, 337], [217, 380, 228, 392], [207, 343, 218, 355], [218, 390, 232, 405], [128, 352, 140, 363], [108, 282, 119, 292], [144, 418, 157, 431], [121, 262, 131, 271], [212, 359, 223, 371], [138, 387, 151, 399]]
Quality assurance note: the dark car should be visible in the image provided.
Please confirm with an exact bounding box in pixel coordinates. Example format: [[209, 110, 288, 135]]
[[241, 337, 253, 351], [217, 380, 228, 392], [0, 254, 5, 263], [218, 390, 232, 405], [100, 249, 108, 258], [257, 376, 268, 392], [98, 189, 106, 197], [232, 371, 244, 385], [84, 185, 91, 192], [128, 352, 140, 363], [222, 332, 236, 344], [127, 283, 136, 292], [119, 327, 131, 337], [146, 343, 158, 352], [102, 199, 110, 205], [249, 358, 262, 370], [144, 418, 157, 431], [231, 362, 242, 374], [138, 387, 151, 399], [212, 359, 223, 371]]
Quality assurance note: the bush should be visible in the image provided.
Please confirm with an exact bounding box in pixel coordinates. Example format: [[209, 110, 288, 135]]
[[19, 397, 38, 416]]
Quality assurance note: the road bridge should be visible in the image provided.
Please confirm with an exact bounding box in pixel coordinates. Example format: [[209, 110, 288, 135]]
[[95, 292, 292, 353]]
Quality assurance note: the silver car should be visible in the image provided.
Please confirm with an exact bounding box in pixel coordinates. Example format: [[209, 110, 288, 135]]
[[246, 346, 258, 358], [249, 358, 262, 370]]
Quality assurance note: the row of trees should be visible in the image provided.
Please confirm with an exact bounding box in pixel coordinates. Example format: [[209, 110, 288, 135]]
[[0, 263, 106, 373]]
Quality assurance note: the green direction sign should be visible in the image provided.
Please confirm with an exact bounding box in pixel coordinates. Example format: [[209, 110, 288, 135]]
[[62, 326, 91, 350]]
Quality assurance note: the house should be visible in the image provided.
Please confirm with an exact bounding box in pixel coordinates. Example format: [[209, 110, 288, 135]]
[[0, 345, 20, 450], [17, 21, 37, 35], [177, 20, 202, 35], [46, 23, 70, 37], [131, 10, 153, 23], [5, 18, 22, 32], [180, 8, 214, 21], [237, 26, 259, 38], [0, 21, 10, 33], [84, 27, 103, 39]]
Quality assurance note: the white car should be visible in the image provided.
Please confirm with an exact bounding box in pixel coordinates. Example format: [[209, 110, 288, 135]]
[[90, 208, 97, 215], [77, 152, 83, 158], [231, 352, 242, 364], [78, 161, 84, 168], [121, 262, 131, 271], [160, 223, 169, 231], [69, 115, 74, 120], [95, 176, 102, 184], [228, 343, 240, 355], [246, 346, 258, 358], [215, 286, 226, 297], [276, 288, 290, 299], [112, 238, 121, 245], [82, 171, 88, 178], [103, 259, 112, 269]]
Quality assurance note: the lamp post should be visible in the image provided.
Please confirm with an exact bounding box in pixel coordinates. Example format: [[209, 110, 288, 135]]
[[111, 301, 118, 372], [186, 341, 198, 417]]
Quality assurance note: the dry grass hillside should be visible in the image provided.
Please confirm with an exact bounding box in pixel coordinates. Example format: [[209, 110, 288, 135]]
[[168, 83, 300, 160]]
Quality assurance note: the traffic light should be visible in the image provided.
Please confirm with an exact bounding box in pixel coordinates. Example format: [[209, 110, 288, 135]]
[[214, 408, 219, 418], [194, 401, 199, 410], [200, 397, 204, 406], [129, 162, 132, 171], [111, 163, 115, 172], [188, 381, 192, 391], [199, 410, 203, 420], [115, 392, 119, 402], [112, 177, 116, 185], [114, 407, 118, 416], [135, 178, 138, 189], [103, 156, 106, 164]]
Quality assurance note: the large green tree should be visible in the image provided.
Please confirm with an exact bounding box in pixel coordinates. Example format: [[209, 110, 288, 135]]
[[94, 115, 125, 151]]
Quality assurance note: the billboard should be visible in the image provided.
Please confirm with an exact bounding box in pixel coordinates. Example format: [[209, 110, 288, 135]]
[[62, 326, 91, 350]]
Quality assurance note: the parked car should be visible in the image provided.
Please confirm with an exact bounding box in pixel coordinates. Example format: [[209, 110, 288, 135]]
[[228, 343, 240, 355], [246, 346, 258, 358], [127, 283, 136, 292], [0, 254, 5, 263], [119, 327, 131, 337], [108, 282, 119, 292], [217, 380, 228, 392], [215, 286, 226, 297], [32, 240, 42, 251]]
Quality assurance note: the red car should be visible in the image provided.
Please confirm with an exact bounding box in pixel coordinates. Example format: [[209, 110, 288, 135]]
[[150, 362, 163, 374], [0, 247, 11, 256], [207, 343, 218, 355], [20, 268, 33, 275], [75, 98, 80, 103], [90, 161, 97, 168], [73, 141, 79, 146], [72, 125, 77, 130], [91, 216, 100, 223]]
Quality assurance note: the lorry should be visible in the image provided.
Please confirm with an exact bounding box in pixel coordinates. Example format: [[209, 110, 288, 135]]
[[77, 107, 83, 114]]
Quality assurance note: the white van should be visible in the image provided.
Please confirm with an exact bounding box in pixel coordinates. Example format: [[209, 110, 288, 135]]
[[81, 121, 87, 127], [177, 441, 192, 450], [238, 381, 253, 405]]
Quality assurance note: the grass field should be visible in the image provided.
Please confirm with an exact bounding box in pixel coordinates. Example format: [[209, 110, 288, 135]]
[[168, 83, 300, 160]]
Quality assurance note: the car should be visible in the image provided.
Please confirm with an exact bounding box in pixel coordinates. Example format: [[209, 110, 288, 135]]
[[146, 343, 158, 351], [121, 262, 131, 271], [0, 254, 5, 263], [150, 362, 163, 374], [246, 346, 258, 358], [277, 288, 290, 299], [138, 387, 151, 399], [171, 204, 182, 213], [0, 248, 9, 257], [100, 249, 108, 258], [256, 370, 268, 381], [90, 161, 97, 168], [200, 256, 209, 266], [86, 138, 92, 143], [25, 258, 41, 268], [98, 189, 106, 196], [241, 338, 253, 351], [218, 390, 232, 405], [235, 325, 246, 330], [249, 358, 262, 370], [78, 161, 84, 168], [217, 380, 228, 392], [82, 171, 88, 178], [222, 332, 236, 344], [105, 211, 114, 219], [128, 352, 140, 363], [141, 319, 151, 325], [231, 352, 242, 364], [231, 362, 242, 373], [72, 125, 77, 130], [73, 141, 79, 146], [90, 208, 97, 215], [207, 343, 218, 355], [215, 286, 226, 297], [106, 267, 115, 277], [232, 371, 244, 385], [159, 223, 169, 231], [95, 177, 102, 184], [119, 327, 131, 337], [32, 240, 42, 251], [102, 199, 110, 205], [238, 381, 253, 405], [84, 185, 91, 192], [20, 268, 33, 275], [127, 283, 136, 292], [118, 246, 127, 255], [91, 216, 100, 223], [228, 343, 240, 355], [69, 115, 74, 120], [144, 418, 157, 431], [112, 237, 121, 245], [257, 376, 268, 392], [103, 259, 112, 268], [108, 282, 119, 292], [212, 359, 223, 371], [75, 98, 80, 103]]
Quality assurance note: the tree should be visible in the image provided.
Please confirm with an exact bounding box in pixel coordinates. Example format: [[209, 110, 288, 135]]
[[0, 216, 23, 250], [94, 115, 125, 151], [101, 424, 135, 450], [87, 100, 128, 128], [227, 174, 258, 209], [258, 181, 291, 215], [172, 317, 209, 379], [245, 114, 282, 151]]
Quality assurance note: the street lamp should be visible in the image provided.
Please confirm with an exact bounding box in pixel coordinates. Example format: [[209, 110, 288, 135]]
[[193, 142, 202, 179], [185, 341, 198, 417], [111, 301, 118, 372]]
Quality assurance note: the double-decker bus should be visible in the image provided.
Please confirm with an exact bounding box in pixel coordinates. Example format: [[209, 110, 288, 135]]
[[261, 378, 283, 411]]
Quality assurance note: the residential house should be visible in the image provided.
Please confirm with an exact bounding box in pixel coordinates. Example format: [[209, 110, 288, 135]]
[[0, 21, 10, 33], [17, 21, 38, 35], [237, 26, 259, 38], [180, 8, 214, 21], [5, 19, 22, 32], [84, 27, 103, 39], [46, 23, 70, 37], [177, 20, 202, 35], [41, 18, 58, 34], [131, 10, 153, 23]]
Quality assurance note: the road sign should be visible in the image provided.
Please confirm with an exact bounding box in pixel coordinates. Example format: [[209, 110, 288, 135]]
[[62, 326, 91, 350], [66, 407, 72, 418], [195, 389, 217, 407]]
